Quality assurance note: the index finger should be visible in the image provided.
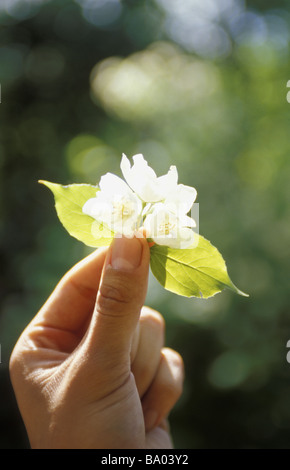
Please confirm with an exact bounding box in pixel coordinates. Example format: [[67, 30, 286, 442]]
[[32, 247, 108, 334]]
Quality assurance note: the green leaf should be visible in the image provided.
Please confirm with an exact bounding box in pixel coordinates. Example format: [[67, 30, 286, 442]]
[[150, 235, 248, 298], [39, 181, 114, 247]]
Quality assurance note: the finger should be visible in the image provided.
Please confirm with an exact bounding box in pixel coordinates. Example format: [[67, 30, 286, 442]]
[[145, 422, 174, 449], [131, 306, 165, 397], [142, 347, 184, 432], [82, 234, 150, 360], [33, 247, 108, 334]]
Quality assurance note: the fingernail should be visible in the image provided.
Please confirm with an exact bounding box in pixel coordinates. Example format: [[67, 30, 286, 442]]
[[144, 409, 158, 431], [110, 235, 143, 272]]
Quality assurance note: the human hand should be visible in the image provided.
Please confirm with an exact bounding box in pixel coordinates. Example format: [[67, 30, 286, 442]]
[[9, 235, 184, 449]]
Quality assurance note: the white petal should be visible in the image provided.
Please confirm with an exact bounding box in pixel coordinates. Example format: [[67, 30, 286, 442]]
[[157, 202, 195, 227], [99, 172, 132, 197], [82, 194, 112, 225], [152, 227, 195, 249], [176, 227, 196, 249], [156, 165, 178, 198], [178, 213, 196, 228], [139, 183, 163, 203], [82, 197, 97, 217], [178, 184, 197, 212], [82, 196, 106, 219], [143, 213, 155, 238], [132, 153, 157, 179], [121, 153, 168, 202], [120, 153, 132, 185], [164, 184, 197, 214], [143, 202, 196, 249], [121, 153, 156, 194], [82, 181, 143, 237]]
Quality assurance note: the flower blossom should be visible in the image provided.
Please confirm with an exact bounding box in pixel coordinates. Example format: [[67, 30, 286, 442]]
[[143, 203, 196, 249], [82, 153, 198, 248], [121, 153, 197, 210], [82, 172, 142, 236], [120, 153, 177, 203]]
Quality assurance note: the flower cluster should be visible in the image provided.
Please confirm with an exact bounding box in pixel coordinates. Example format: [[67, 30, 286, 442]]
[[82, 154, 197, 249]]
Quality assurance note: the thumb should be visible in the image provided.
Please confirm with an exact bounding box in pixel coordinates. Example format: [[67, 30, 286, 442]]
[[84, 234, 150, 360]]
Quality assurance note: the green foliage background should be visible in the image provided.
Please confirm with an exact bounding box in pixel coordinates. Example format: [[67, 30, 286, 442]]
[[1, 0, 290, 449]]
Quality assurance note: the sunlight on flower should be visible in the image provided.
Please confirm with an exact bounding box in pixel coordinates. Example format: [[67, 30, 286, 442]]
[[165, 183, 197, 216], [82, 172, 142, 236], [121, 153, 178, 203], [144, 203, 196, 249], [82, 153, 198, 247], [121, 153, 197, 208]]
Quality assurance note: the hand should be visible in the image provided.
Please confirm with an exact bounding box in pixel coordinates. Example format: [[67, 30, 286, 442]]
[[9, 235, 184, 449]]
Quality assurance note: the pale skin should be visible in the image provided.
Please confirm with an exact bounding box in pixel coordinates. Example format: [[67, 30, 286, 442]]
[[9, 234, 184, 449]]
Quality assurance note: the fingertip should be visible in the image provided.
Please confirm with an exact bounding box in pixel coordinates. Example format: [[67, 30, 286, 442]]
[[142, 347, 185, 433], [161, 347, 185, 390], [104, 232, 150, 274], [110, 235, 143, 272]]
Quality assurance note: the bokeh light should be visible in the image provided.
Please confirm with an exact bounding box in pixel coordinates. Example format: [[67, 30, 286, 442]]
[[75, 0, 122, 27], [0, 0, 49, 20], [90, 42, 221, 122]]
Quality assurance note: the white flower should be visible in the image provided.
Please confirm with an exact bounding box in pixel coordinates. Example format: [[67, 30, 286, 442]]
[[144, 203, 196, 249], [121, 153, 197, 210], [120, 153, 175, 203], [82, 172, 142, 236], [164, 183, 197, 216], [82, 152, 198, 246]]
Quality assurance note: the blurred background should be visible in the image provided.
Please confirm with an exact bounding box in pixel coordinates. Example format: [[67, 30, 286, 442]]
[[1, 0, 290, 449]]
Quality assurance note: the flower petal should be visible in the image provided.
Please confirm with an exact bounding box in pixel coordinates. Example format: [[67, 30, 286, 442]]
[[175, 227, 196, 249], [99, 172, 132, 196], [178, 213, 196, 228], [83, 173, 143, 237], [156, 165, 178, 198], [82, 195, 107, 220], [143, 202, 196, 249], [121, 153, 171, 202], [132, 153, 157, 179], [121, 153, 156, 194], [165, 183, 197, 214], [120, 153, 132, 185], [83, 193, 113, 225]]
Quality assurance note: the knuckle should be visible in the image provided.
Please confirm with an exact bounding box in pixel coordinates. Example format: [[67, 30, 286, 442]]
[[97, 277, 133, 316]]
